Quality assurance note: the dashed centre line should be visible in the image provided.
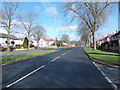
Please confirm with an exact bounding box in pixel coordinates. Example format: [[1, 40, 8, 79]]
[[6, 65, 45, 88], [6, 50, 72, 88]]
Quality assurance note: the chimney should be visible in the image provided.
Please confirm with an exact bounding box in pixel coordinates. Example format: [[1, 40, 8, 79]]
[[116, 30, 118, 33]]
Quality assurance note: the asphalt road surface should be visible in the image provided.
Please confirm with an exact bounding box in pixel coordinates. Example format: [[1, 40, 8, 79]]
[[2, 47, 115, 88]]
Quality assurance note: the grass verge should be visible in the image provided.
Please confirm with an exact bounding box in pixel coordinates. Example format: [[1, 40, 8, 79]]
[[0, 48, 43, 54], [1, 48, 70, 65], [84, 47, 120, 65]]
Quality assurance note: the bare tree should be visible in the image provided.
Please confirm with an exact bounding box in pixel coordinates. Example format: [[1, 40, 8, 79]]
[[64, 1, 113, 50], [18, 10, 38, 50], [77, 22, 92, 48], [31, 25, 46, 49], [61, 34, 70, 44], [0, 2, 19, 51]]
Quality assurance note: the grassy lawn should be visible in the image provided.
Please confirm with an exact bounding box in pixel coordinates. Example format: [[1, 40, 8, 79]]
[[1, 48, 70, 65], [84, 47, 120, 65], [0, 51, 10, 54], [0, 48, 42, 54]]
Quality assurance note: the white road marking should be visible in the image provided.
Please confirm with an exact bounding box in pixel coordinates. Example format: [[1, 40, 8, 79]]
[[105, 77, 112, 83], [112, 84, 117, 89], [100, 71, 106, 76], [93, 62, 97, 67], [6, 50, 72, 88], [93, 62, 101, 71], [92, 61, 117, 89], [67, 50, 71, 53], [62, 53, 66, 55], [51, 56, 60, 62], [6, 65, 45, 88]]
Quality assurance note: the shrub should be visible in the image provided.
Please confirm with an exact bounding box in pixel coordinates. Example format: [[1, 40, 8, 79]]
[[30, 44, 34, 48], [0, 46, 7, 51], [15, 45, 23, 49], [23, 37, 29, 48], [9, 46, 15, 52]]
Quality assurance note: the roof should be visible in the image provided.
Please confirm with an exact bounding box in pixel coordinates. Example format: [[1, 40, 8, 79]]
[[41, 37, 50, 41], [19, 38, 24, 41], [49, 39, 55, 41], [97, 30, 120, 42], [40, 37, 55, 41], [111, 31, 120, 37], [0, 33, 19, 40]]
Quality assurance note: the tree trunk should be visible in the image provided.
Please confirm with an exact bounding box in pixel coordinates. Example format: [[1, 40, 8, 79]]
[[7, 30, 10, 52], [37, 41, 39, 49], [27, 32, 30, 50], [92, 32, 96, 50], [88, 35, 91, 48]]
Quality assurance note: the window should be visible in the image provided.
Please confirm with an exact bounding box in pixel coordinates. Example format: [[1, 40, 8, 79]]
[[5, 41, 7, 44], [11, 41, 15, 44]]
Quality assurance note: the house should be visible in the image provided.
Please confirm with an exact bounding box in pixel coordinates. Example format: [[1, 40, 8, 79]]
[[96, 30, 120, 52], [109, 30, 120, 52], [62, 42, 69, 46], [0, 33, 21, 48], [49, 39, 55, 46], [17, 38, 24, 46], [38, 37, 55, 48], [0, 33, 57, 48], [30, 40, 38, 47]]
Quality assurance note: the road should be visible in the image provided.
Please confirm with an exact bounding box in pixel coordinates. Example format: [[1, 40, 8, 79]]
[[2, 47, 114, 88]]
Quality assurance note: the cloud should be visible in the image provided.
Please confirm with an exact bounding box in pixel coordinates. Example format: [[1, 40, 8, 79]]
[[0, 28, 7, 34], [61, 26, 78, 32], [69, 34, 80, 41], [34, 5, 40, 8], [46, 6, 57, 15]]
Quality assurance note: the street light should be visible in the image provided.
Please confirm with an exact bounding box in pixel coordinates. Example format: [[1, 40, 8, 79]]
[[52, 16, 58, 48]]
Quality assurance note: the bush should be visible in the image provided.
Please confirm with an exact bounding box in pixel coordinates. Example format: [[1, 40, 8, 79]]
[[23, 37, 29, 48], [9, 46, 15, 52], [0, 46, 7, 51], [51, 43, 55, 46], [15, 45, 23, 49], [30, 44, 34, 48], [0, 46, 3, 51]]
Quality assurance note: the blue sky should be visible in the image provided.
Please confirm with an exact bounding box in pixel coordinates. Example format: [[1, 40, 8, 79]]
[[1, 2, 118, 41]]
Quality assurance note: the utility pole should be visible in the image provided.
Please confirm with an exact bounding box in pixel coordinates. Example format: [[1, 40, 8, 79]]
[[52, 16, 57, 48]]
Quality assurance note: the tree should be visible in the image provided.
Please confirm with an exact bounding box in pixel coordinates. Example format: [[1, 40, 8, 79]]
[[64, 1, 113, 50], [61, 34, 70, 44], [77, 22, 92, 48], [18, 10, 38, 50], [31, 25, 46, 48], [23, 37, 29, 48], [0, 2, 19, 51]]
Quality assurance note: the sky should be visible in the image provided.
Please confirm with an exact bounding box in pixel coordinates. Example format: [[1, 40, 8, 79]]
[[0, 2, 118, 41]]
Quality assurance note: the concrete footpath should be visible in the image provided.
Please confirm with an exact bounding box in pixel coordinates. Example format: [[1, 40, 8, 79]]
[[1, 48, 56, 57]]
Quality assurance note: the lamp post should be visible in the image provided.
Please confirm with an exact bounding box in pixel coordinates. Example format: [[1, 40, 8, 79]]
[[52, 16, 57, 48]]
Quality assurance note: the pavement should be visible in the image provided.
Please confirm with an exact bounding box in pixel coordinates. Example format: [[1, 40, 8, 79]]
[[2, 47, 117, 89], [1, 48, 56, 57]]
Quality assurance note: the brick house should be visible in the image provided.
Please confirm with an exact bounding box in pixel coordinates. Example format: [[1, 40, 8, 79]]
[[96, 30, 120, 52]]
